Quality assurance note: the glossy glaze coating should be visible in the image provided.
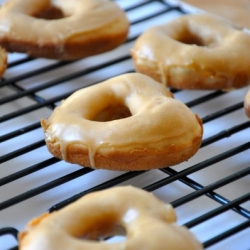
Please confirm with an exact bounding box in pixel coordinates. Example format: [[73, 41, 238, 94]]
[[244, 89, 250, 118], [0, 46, 7, 78]]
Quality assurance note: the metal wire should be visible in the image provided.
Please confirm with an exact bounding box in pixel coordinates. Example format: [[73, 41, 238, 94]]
[[0, 1, 250, 249]]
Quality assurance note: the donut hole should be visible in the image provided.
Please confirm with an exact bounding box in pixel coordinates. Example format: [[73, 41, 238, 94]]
[[78, 222, 127, 244], [178, 34, 206, 46], [98, 224, 127, 244], [93, 104, 132, 122], [174, 26, 220, 47], [177, 31, 205, 46], [105, 234, 127, 244], [32, 5, 66, 20]]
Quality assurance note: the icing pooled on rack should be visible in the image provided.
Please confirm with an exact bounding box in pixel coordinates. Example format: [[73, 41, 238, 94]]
[[41, 73, 203, 171]]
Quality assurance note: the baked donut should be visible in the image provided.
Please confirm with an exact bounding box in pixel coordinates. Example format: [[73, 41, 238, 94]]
[[244, 89, 250, 118], [0, 47, 7, 78], [131, 14, 250, 90], [0, 0, 129, 60], [19, 186, 203, 250], [41, 73, 203, 171]]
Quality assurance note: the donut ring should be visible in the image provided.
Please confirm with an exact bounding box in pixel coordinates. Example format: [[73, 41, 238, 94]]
[[244, 89, 250, 118], [0, 47, 7, 78], [19, 186, 203, 250], [0, 0, 129, 60], [41, 73, 203, 171], [131, 14, 250, 90]]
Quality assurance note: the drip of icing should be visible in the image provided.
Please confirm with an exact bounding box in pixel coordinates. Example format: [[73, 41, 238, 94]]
[[59, 139, 68, 161], [158, 62, 167, 86], [88, 144, 96, 169], [58, 137, 97, 168]]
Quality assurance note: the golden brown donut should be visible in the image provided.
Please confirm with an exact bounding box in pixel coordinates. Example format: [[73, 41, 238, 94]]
[[0, 0, 129, 60], [131, 14, 250, 90], [19, 186, 203, 250], [244, 89, 250, 118], [41, 73, 203, 171], [0, 46, 7, 78]]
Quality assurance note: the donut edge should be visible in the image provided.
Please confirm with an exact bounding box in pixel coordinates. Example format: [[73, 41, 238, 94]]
[[0, 19, 129, 60]]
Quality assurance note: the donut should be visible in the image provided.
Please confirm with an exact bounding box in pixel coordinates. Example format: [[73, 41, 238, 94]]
[[19, 186, 203, 250], [244, 89, 250, 118], [131, 14, 250, 90], [0, 0, 129, 60], [41, 73, 203, 171], [0, 47, 7, 78]]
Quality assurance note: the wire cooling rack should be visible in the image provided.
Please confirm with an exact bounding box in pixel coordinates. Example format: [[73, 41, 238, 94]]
[[0, 0, 250, 249]]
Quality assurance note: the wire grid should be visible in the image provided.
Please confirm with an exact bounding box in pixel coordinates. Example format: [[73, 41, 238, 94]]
[[0, 0, 250, 249]]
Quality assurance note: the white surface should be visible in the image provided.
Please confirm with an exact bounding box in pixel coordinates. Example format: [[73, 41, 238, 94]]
[[0, 1, 250, 250]]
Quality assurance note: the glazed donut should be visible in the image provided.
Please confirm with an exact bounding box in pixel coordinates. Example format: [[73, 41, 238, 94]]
[[244, 89, 250, 118], [131, 14, 250, 90], [41, 73, 203, 171], [0, 0, 129, 60], [0, 47, 7, 78], [19, 186, 203, 250]]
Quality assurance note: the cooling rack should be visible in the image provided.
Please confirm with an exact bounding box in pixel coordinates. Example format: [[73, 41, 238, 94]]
[[0, 0, 250, 249]]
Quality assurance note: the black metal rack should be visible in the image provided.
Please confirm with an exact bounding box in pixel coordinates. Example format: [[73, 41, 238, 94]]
[[0, 1, 250, 249]]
